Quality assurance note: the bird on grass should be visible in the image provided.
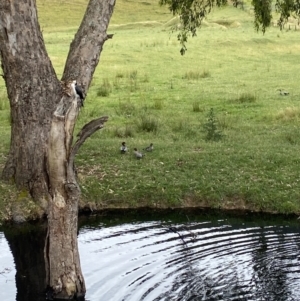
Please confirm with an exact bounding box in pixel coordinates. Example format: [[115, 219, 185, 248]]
[[143, 143, 154, 152], [133, 148, 143, 159], [277, 89, 289, 96], [120, 142, 128, 154]]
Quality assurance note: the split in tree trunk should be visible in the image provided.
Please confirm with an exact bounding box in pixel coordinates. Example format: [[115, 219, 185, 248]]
[[45, 81, 108, 299]]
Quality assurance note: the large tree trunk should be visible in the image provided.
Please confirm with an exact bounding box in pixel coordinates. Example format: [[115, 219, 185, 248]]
[[45, 84, 108, 298], [0, 0, 60, 221], [0, 0, 115, 298]]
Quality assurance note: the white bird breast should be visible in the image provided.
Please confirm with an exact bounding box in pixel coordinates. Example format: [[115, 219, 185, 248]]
[[71, 81, 77, 97]]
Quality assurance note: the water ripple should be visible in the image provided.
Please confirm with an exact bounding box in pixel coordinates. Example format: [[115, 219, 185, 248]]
[[78, 219, 300, 301]]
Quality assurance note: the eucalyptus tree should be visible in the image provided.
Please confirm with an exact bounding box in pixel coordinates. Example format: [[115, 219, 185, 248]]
[[0, 0, 114, 299], [0, 0, 299, 299]]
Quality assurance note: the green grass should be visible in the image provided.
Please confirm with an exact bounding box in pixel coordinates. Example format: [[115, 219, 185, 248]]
[[1, 0, 300, 218]]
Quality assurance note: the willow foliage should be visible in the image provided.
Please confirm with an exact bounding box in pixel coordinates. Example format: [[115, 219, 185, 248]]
[[252, 0, 272, 33], [159, 0, 227, 54], [275, 0, 300, 27], [159, 0, 300, 54]]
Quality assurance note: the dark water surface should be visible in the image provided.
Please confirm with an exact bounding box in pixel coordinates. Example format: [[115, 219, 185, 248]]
[[1, 209, 300, 301]]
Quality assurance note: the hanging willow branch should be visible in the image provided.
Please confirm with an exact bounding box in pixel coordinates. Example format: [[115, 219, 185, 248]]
[[252, 0, 272, 33], [159, 0, 227, 54], [275, 0, 300, 28], [160, 0, 300, 54]]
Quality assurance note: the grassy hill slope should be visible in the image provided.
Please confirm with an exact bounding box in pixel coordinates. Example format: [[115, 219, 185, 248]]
[[1, 1, 300, 221]]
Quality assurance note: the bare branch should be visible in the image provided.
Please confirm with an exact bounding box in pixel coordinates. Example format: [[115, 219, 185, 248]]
[[68, 116, 108, 168]]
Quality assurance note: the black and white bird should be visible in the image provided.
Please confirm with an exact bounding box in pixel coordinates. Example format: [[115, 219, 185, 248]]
[[143, 143, 153, 152], [120, 142, 128, 154], [72, 80, 85, 106], [278, 89, 289, 96], [133, 148, 143, 159]]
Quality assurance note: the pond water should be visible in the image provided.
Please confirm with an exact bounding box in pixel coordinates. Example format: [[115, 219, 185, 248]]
[[1, 209, 300, 301]]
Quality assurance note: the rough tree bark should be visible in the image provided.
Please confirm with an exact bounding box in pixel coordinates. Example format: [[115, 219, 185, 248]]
[[0, 0, 115, 299]]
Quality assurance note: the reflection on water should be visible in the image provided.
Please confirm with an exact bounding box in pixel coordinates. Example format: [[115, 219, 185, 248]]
[[0, 233, 16, 300], [1, 224, 47, 301], [78, 211, 300, 301], [1, 209, 300, 301]]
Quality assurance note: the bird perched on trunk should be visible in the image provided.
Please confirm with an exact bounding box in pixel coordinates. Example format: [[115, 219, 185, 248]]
[[143, 143, 153, 152], [278, 89, 289, 96], [72, 80, 85, 107], [120, 142, 128, 154], [133, 148, 143, 159]]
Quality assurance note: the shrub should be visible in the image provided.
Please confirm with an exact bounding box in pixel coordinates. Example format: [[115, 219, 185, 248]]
[[184, 70, 200, 80], [184, 70, 211, 80], [200, 70, 211, 78], [113, 125, 135, 138], [124, 125, 135, 137], [138, 115, 159, 133], [203, 108, 223, 141], [233, 93, 256, 103], [276, 107, 300, 121], [97, 79, 111, 97], [192, 101, 202, 112]]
